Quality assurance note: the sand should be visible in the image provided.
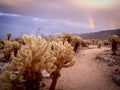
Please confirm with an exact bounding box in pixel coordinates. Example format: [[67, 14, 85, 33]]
[[54, 46, 120, 90]]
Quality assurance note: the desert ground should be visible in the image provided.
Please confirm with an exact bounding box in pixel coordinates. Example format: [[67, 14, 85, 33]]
[[44, 46, 120, 90]]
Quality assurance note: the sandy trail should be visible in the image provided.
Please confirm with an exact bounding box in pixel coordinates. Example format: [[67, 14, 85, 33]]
[[56, 46, 120, 90]]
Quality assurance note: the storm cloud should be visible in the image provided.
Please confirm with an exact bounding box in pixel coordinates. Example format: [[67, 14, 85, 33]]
[[0, 0, 120, 37]]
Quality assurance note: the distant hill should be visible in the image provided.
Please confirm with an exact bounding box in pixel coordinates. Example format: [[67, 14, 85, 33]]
[[74, 29, 120, 40]]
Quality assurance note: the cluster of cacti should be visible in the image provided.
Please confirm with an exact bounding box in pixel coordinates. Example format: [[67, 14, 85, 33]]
[[81, 39, 92, 47], [109, 35, 120, 55], [97, 40, 103, 48], [0, 39, 5, 50], [50, 33, 83, 53], [0, 34, 75, 90], [87, 39, 109, 47], [102, 40, 110, 46], [0, 40, 20, 61], [91, 39, 99, 45], [14, 38, 24, 45], [0, 32, 21, 62]]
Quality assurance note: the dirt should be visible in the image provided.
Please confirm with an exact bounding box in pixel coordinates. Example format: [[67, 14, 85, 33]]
[[54, 46, 120, 90]]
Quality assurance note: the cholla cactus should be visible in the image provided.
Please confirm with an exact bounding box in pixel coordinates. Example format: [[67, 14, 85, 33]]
[[15, 38, 24, 45], [0, 61, 22, 90], [109, 35, 120, 55], [0, 40, 13, 61], [0, 40, 20, 61], [103, 40, 110, 46], [14, 35, 56, 90], [51, 41, 74, 67], [11, 41, 20, 56], [82, 39, 92, 47], [7, 33, 12, 40], [0, 35, 75, 90], [63, 33, 72, 43], [51, 34, 83, 53], [97, 40, 103, 48], [50, 41, 75, 90], [19, 35, 56, 72], [70, 36, 83, 52], [50, 35, 64, 42], [0, 39, 4, 50], [0, 35, 57, 90]]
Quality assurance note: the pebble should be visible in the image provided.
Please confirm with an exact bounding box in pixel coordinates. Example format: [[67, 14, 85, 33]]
[[112, 74, 120, 86]]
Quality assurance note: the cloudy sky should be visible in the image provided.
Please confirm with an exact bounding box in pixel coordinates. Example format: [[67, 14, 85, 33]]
[[0, 0, 120, 37]]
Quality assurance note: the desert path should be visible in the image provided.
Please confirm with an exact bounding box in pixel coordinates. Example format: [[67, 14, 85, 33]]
[[56, 46, 120, 90]]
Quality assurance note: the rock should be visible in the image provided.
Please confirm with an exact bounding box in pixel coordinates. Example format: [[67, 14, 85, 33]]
[[103, 57, 110, 62], [96, 55, 102, 59], [115, 69, 119, 72], [0, 67, 2, 74], [0, 63, 4, 74], [112, 74, 120, 86], [115, 57, 120, 65], [107, 62, 114, 67], [114, 69, 120, 74], [0, 63, 3, 74], [42, 69, 50, 77]]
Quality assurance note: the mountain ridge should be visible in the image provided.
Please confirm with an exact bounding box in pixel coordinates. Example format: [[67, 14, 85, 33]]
[[74, 29, 120, 40]]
